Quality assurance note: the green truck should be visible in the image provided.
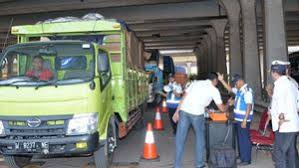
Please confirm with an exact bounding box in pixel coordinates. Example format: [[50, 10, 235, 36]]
[[0, 18, 148, 168]]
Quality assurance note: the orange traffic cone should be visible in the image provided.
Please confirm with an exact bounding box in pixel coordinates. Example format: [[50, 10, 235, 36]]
[[162, 99, 168, 113], [140, 123, 160, 161], [154, 108, 164, 130]]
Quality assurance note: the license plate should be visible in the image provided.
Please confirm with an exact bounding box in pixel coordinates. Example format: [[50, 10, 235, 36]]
[[23, 142, 36, 149], [16, 142, 41, 152]]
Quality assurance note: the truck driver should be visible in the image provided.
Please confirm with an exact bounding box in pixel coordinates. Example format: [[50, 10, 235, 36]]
[[26, 55, 54, 81]]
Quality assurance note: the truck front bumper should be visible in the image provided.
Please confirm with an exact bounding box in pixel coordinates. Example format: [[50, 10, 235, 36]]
[[0, 132, 102, 156]]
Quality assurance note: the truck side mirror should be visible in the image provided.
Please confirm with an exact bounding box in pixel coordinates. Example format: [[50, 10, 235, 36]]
[[0, 57, 7, 70]]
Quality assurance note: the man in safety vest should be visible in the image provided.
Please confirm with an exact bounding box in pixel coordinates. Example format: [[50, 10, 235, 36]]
[[218, 73, 254, 166]]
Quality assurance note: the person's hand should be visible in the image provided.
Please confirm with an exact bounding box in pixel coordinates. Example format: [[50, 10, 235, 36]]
[[278, 113, 285, 120], [217, 72, 224, 81], [278, 119, 289, 128], [241, 120, 247, 128], [228, 97, 235, 106], [173, 111, 180, 123], [278, 113, 290, 128]]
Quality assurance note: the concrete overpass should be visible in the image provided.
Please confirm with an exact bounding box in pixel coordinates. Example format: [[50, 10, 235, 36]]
[[0, 0, 298, 101]]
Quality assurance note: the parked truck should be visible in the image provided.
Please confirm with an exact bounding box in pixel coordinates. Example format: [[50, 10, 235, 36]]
[[0, 16, 148, 168]]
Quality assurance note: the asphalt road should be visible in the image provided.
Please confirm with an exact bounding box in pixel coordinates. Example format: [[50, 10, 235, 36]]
[[0, 107, 279, 168]]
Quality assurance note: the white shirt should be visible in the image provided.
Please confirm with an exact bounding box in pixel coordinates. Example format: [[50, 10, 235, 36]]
[[180, 80, 223, 115], [288, 76, 299, 88], [271, 76, 299, 132], [287, 76, 299, 110]]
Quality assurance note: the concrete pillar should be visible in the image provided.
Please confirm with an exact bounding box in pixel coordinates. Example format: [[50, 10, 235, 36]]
[[199, 44, 205, 77], [264, 0, 288, 84], [240, 0, 262, 100], [203, 35, 212, 73], [206, 28, 217, 72], [199, 45, 206, 78], [211, 19, 228, 75], [219, 0, 243, 76], [194, 47, 202, 76], [200, 39, 209, 77]]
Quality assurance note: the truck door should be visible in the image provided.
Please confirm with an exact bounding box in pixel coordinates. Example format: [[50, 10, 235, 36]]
[[97, 49, 112, 136]]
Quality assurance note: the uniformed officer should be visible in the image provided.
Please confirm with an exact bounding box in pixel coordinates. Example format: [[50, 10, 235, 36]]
[[218, 73, 254, 166], [270, 61, 299, 168], [271, 60, 298, 88], [163, 74, 183, 135]]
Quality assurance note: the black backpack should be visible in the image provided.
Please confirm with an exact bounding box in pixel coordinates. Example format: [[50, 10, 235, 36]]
[[209, 124, 236, 168]]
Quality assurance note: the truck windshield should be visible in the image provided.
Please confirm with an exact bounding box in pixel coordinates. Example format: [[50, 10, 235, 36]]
[[0, 42, 95, 86]]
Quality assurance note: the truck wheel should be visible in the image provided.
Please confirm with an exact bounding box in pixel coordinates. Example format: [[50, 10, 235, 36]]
[[94, 122, 116, 168], [94, 145, 108, 168], [106, 122, 116, 164], [4, 155, 32, 168]]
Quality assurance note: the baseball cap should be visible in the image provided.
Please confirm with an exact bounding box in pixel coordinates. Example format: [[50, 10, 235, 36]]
[[271, 64, 286, 74], [271, 60, 290, 66], [231, 74, 243, 86]]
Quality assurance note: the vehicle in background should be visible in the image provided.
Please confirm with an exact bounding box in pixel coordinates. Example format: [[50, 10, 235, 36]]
[[0, 15, 148, 168], [289, 51, 299, 83], [162, 56, 175, 82], [145, 62, 163, 105]]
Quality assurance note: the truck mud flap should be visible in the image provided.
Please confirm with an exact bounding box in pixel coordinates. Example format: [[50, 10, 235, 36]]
[[118, 109, 141, 138]]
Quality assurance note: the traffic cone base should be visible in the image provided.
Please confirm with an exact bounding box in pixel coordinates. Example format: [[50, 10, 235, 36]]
[[140, 123, 160, 162], [140, 143, 160, 161]]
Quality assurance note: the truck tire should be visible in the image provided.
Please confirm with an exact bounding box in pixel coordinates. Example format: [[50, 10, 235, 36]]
[[4, 155, 32, 168], [94, 144, 108, 168], [94, 121, 116, 168]]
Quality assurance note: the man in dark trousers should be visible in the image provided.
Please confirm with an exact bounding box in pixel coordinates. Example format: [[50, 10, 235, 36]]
[[270, 61, 299, 168], [163, 74, 183, 135], [218, 73, 254, 166]]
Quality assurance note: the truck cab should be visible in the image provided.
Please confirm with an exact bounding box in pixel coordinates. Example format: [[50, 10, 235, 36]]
[[0, 18, 148, 168], [0, 40, 114, 167]]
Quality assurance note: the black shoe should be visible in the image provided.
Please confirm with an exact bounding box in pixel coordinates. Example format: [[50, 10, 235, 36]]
[[237, 161, 251, 166]]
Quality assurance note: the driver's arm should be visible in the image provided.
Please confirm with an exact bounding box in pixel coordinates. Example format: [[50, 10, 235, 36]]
[[25, 70, 34, 78], [40, 70, 54, 81]]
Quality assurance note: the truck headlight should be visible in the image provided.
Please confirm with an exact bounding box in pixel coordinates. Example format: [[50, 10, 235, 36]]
[[66, 113, 98, 136], [0, 120, 5, 136]]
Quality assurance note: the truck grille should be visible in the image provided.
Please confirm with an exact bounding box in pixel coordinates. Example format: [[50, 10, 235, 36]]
[[0, 115, 72, 138]]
